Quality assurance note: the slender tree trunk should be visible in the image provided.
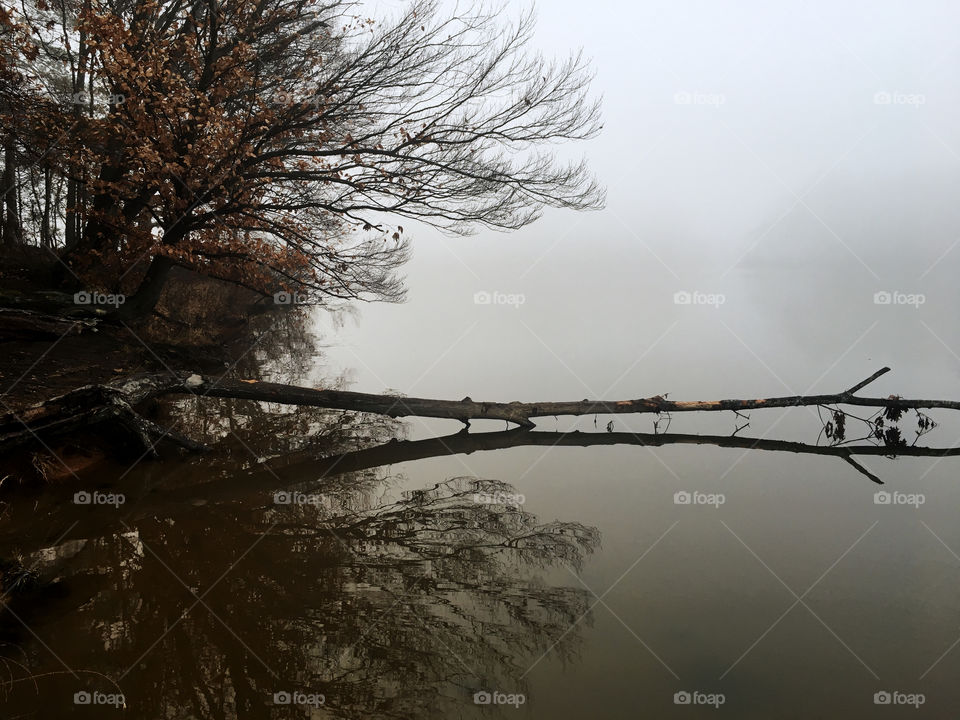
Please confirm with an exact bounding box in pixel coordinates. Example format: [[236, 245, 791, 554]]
[[60, 8, 89, 265], [41, 165, 52, 248], [2, 133, 21, 246], [64, 176, 78, 249]]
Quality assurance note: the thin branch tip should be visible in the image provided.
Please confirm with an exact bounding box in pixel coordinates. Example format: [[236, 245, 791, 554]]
[[843, 367, 892, 397]]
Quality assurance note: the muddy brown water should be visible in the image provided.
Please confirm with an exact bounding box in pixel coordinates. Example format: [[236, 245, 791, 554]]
[[4, 256, 960, 719]]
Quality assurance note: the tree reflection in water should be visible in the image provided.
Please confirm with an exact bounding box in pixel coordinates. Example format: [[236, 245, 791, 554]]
[[0, 313, 601, 719], [2, 473, 598, 718]]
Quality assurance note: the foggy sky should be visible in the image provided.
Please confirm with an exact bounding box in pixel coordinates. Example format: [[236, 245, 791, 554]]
[[324, 0, 960, 407]]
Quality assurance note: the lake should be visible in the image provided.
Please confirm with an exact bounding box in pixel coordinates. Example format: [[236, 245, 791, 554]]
[[3, 0, 960, 716], [3, 216, 960, 718]]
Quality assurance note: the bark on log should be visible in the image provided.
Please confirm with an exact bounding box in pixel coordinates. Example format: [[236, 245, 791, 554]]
[[157, 366, 960, 424], [0, 366, 954, 456], [0, 381, 207, 455]]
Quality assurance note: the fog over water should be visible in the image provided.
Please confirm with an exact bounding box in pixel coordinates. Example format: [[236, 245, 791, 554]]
[[329, 0, 960, 405], [314, 2, 960, 717], [4, 1, 960, 718]]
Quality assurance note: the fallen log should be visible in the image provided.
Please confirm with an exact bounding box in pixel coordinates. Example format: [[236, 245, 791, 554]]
[[0, 381, 208, 456], [0, 366, 953, 457]]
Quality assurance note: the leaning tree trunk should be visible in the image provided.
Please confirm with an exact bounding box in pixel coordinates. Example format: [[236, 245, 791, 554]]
[[116, 254, 177, 319]]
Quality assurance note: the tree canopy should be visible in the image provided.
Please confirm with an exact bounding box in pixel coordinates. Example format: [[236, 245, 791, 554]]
[[0, 0, 603, 315]]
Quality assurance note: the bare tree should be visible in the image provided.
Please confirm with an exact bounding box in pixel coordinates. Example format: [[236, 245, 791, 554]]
[[4, 0, 604, 315]]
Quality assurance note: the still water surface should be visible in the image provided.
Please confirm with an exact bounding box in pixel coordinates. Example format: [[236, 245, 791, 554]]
[[5, 0, 960, 713], [3, 242, 960, 718]]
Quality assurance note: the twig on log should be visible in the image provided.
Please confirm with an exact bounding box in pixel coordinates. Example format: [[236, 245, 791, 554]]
[[842, 367, 891, 396], [841, 455, 883, 485]]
